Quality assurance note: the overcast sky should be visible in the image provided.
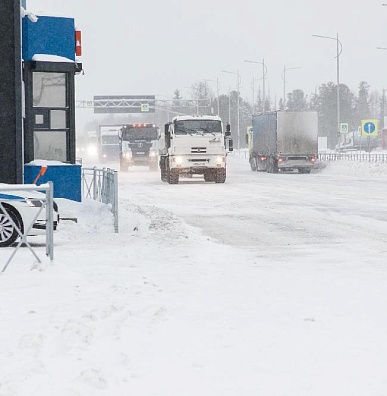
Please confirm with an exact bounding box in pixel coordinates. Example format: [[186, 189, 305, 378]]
[[30, 1, 387, 120]]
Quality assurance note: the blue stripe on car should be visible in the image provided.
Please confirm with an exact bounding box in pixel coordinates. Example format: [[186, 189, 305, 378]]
[[0, 193, 24, 201]]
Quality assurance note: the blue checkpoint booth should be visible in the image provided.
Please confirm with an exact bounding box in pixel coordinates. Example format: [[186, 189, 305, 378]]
[[24, 162, 81, 202], [22, 13, 83, 201]]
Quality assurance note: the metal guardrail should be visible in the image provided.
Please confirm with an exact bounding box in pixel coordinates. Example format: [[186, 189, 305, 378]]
[[232, 150, 387, 163], [230, 150, 249, 159], [0, 182, 54, 272], [318, 153, 387, 163], [81, 167, 119, 233]]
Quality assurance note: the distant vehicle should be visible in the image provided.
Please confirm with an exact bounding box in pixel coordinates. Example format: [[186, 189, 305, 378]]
[[119, 123, 159, 171], [248, 111, 318, 174], [0, 186, 60, 247], [77, 130, 99, 163], [98, 125, 120, 162], [159, 115, 233, 184], [85, 130, 99, 160]]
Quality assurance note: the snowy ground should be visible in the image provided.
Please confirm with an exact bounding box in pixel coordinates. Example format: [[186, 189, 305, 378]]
[[1, 157, 387, 396]]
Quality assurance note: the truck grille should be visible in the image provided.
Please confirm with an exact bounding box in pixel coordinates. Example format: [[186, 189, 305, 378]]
[[189, 159, 208, 163], [191, 147, 207, 153]]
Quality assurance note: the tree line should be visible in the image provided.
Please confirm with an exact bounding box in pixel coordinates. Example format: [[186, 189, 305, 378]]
[[171, 80, 386, 149]]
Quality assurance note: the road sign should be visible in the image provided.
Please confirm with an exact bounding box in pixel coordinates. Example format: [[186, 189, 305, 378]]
[[141, 103, 150, 112], [93, 95, 156, 114], [340, 123, 349, 134], [361, 119, 378, 137]]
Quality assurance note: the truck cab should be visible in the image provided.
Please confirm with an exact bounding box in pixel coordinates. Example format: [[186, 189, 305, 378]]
[[119, 123, 159, 171]]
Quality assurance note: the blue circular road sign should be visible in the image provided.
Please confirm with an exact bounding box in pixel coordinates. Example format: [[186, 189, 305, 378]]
[[364, 122, 376, 134]]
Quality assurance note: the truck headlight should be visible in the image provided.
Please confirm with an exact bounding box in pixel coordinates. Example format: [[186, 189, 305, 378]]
[[174, 156, 184, 164], [87, 144, 98, 156], [216, 156, 225, 164]]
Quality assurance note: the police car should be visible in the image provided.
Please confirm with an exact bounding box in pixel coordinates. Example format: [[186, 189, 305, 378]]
[[0, 186, 59, 247]]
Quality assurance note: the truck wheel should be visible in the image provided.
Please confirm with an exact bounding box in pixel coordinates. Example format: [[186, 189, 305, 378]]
[[215, 169, 226, 183], [267, 158, 278, 174], [160, 168, 166, 182], [249, 157, 257, 171], [168, 170, 179, 184], [160, 158, 166, 181], [204, 171, 215, 182]]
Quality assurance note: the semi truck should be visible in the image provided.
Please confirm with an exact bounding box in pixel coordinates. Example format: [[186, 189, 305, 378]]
[[248, 111, 318, 174], [119, 123, 159, 171], [98, 125, 120, 162], [159, 115, 233, 184]]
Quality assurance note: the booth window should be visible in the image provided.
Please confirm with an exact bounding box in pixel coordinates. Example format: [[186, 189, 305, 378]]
[[33, 72, 66, 107], [34, 131, 67, 162], [50, 110, 67, 129]]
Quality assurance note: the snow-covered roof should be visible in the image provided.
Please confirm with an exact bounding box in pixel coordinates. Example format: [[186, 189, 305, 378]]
[[31, 54, 75, 63]]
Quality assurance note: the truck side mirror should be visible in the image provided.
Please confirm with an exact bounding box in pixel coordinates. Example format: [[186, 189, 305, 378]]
[[225, 123, 231, 137], [164, 123, 170, 134], [228, 139, 234, 152], [245, 134, 249, 144]]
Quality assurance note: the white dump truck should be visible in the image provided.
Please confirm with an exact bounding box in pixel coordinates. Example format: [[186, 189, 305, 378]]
[[159, 115, 233, 184]]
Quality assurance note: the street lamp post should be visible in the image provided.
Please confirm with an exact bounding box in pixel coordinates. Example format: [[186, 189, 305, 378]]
[[281, 65, 301, 109], [313, 33, 342, 150], [202, 78, 219, 115], [377, 47, 387, 125], [251, 77, 255, 113], [244, 59, 267, 112], [221, 70, 240, 150]]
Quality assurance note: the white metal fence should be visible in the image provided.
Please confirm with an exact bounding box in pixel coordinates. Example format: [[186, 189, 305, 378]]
[[231, 149, 387, 163], [0, 182, 54, 272], [81, 167, 119, 233], [318, 152, 387, 163]]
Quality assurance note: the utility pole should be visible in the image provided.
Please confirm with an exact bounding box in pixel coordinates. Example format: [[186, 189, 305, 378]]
[[222, 70, 241, 150], [244, 59, 267, 112], [313, 33, 342, 150]]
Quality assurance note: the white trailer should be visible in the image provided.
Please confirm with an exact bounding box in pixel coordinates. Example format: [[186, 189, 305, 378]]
[[249, 111, 318, 174]]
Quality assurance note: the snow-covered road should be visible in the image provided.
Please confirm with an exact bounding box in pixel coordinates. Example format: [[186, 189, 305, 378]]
[[1, 157, 387, 396], [120, 157, 387, 257]]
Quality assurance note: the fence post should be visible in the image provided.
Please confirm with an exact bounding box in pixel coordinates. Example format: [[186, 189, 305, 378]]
[[46, 181, 54, 261], [114, 170, 119, 233]]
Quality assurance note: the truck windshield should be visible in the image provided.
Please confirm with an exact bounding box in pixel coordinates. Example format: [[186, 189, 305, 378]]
[[174, 120, 222, 135], [122, 127, 158, 141]]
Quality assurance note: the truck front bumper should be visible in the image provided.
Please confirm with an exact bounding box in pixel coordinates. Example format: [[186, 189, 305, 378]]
[[170, 155, 226, 174]]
